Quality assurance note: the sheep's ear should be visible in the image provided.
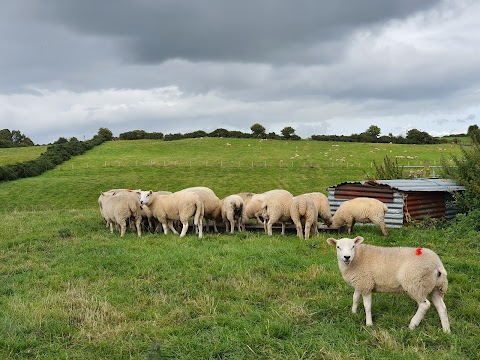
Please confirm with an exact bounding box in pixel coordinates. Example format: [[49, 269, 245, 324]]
[[327, 238, 337, 246], [354, 236, 364, 245]]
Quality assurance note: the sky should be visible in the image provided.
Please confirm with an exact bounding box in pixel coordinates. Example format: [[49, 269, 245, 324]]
[[1, 0, 479, 144]]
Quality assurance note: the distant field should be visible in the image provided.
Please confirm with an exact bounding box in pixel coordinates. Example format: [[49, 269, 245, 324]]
[[0, 139, 477, 359], [0, 145, 47, 166]]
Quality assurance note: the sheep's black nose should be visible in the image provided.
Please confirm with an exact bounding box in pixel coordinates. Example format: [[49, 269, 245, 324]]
[[344, 256, 350, 260]]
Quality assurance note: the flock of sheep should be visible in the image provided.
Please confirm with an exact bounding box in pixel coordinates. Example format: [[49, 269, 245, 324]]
[[97, 186, 389, 239], [97, 186, 450, 333]]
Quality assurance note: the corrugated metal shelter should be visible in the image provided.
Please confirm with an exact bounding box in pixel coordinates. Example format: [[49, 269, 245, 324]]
[[328, 178, 465, 229]]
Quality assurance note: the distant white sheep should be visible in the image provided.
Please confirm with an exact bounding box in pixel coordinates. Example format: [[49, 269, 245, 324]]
[[330, 197, 389, 236], [290, 194, 318, 239], [261, 189, 294, 235], [221, 194, 245, 234], [140, 190, 204, 238], [98, 191, 142, 237], [327, 236, 450, 332]]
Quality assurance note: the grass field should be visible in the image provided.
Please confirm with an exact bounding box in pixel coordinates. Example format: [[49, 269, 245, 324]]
[[0, 139, 478, 359], [0, 145, 47, 166]]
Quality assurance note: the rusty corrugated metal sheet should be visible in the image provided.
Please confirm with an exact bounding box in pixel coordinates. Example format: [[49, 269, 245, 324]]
[[332, 183, 394, 203], [404, 192, 446, 221]]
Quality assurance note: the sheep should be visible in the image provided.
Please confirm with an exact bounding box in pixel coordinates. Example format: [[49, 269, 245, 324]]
[[330, 197, 389, 236], [304, 192, 332, 227], [244, 192, 271, 227], [327, 236, 450, 333], [237, 192, 255, 230], [178, 187, 222, 233], [140, 190, 204, 238], [221, 194, 245, 234], [98, 191, 142, 237], [290, 194, 318, 239], [261, 189, 294, 235]]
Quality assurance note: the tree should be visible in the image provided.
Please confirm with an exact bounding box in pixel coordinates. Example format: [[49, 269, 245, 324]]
[[467, 124, 478, 137], [281, 126, 295, 140], [250, 123, 266, 138], [97, 128, 113, 141], [365, 125, 381, 139], [406, 129, 437, 144]]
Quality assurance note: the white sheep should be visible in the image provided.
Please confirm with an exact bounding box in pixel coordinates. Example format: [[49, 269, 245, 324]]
[[243, 192, 266, 226], [178, 187, 222, 233], [327, 236, 450, 333], [330, 197, 389, 236], [290, 194, 318, 239], [221, 194, 245, 234], [140, 190, 204, 238], [98, 191, 142, 237], [304, 192, 332, 227], [261, 189, 294, 235]]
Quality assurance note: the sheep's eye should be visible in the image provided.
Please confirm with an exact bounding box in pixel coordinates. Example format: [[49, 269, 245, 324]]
[[351, 246, 355, 250], [337, 246, 341, 250]]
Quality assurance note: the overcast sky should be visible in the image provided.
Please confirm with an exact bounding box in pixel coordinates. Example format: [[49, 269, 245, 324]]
[[1, 0, 479, 144]]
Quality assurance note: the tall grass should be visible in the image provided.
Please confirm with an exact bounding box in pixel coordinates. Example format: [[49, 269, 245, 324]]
[[0, 139, 477, 359]]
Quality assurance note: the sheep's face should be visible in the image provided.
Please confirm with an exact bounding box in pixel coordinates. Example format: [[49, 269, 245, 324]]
[[140, 191, 154, 206], [327, 236, 364, 265]]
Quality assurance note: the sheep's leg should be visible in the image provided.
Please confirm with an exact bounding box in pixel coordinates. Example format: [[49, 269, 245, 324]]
[[362, 293, 373, 326], [166, 220, 178, 234], [352, 290, 361, 314], [294, 221, 303, 239], [229, 219, 235, 234], [119, 221, 127, 237], [431, 289, 450, 333], [178, 221, 189, 237], [197, 219, 203, 238], [267, 221, 273, 236], [109, 222, 114, 233], [409, 299, 430, 330], [304, 221, 311, 240], [161, 223, 169, 235], [379, 222, 389, 236], [135, 217, 142, 237], [281, 222, 285, 235]]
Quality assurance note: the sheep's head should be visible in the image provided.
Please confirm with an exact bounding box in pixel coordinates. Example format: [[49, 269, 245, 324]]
[[140, 190, 154, 206], [327, 236, 364, 265]]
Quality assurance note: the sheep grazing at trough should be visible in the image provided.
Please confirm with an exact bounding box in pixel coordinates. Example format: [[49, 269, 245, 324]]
[[178, 187, 222, 233], [243, 192, 266, 226], [304, 192, 332, 227], [330, 197, 389, 236], [221, 194, 245, 234], [290, 194, 318, 239], [261, 189, 294, 235], [98, 191, 142, 237], [327, 236, 450, 333], [140, 190, 204, 238]]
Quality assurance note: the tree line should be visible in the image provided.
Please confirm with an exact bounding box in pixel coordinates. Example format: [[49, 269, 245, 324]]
[[0, 128, 113, 182]]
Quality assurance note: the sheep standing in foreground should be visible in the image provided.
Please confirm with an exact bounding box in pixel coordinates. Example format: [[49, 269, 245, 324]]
[[140, 190, 204, 238], [327, 236, 450, 333], [98, 191, 142, 237], [290, 194, 318, 239], [261, 189, 294, 235], [221, 194, 245, 234], [330, 197, 389, 236]]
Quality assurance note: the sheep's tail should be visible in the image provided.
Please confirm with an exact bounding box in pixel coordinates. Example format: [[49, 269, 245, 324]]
[[435, 266, 448, 294], [382, 203, 388, 214], [193, 197, 204, 226]]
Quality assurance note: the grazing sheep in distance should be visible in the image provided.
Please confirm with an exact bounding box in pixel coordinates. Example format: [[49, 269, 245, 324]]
[[261, 189, 294, 235], [330, 197, 389, 236], [327, 236, 450, 333], [98, 191, 142, 237], [290, 194, 318, 239], [140, 190, 204, 238], [221, 194, 245, 234]]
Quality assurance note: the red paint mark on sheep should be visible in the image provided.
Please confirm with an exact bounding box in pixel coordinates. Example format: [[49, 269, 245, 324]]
[[416, 248, 423, 256]]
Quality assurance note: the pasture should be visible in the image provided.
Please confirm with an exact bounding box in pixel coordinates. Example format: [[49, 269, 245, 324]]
[[0, 139, 478, 359]]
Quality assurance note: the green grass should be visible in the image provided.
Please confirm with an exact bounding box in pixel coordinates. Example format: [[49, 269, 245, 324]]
[[0, 139, 477, 359], [0, 145, 47, 166]]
